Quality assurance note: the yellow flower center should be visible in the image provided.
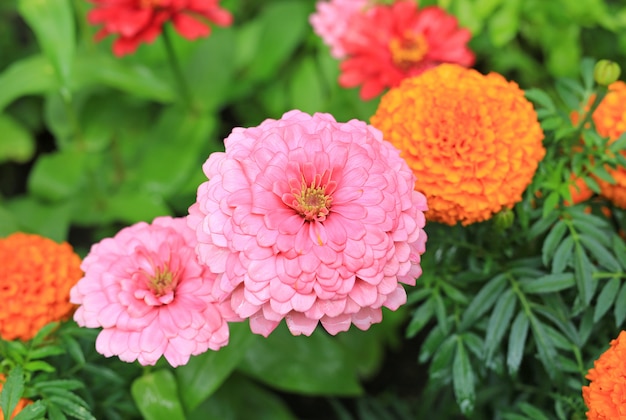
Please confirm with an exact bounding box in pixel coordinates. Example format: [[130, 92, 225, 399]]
[[288, 172, 336, 222], [148, 266, 177, 296], [389, 32, 429, 69]]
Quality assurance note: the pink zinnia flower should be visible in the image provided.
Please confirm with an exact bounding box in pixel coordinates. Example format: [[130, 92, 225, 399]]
[[188, 110, 428, 337], [88, 0, 233, 56], [309, 0, 369, 59], [338, 0, 475, 100], [70, 216, 231, 367]]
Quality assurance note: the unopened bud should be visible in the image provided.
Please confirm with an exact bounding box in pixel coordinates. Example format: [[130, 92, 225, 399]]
[[594, 60, 621, 86], [494, 208, 515, 231]]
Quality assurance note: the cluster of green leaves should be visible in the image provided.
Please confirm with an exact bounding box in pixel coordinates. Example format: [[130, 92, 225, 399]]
[[405, 59, 626, 418], [431, 0, 626, 87]]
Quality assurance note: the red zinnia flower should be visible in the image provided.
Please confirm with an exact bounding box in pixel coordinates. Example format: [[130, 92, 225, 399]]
[[338, 0, 475, 100], [88, 0, 233, 56]]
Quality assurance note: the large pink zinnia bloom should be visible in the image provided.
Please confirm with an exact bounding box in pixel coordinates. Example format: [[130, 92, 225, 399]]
[[188, 110, 428, 337], [88, 0, 232, 56], [309, 0, 369, 59], [70, 216, 231, 367], [338, 0, 475, 100]]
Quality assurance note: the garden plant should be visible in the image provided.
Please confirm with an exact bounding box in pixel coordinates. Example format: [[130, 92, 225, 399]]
[[1, 0, 626, 419]]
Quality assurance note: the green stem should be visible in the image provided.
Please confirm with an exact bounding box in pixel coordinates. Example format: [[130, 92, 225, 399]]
[[161, 26, 195, 111]]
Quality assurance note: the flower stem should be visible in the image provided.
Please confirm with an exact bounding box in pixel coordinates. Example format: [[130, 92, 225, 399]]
[[161, 25, 195, 112]]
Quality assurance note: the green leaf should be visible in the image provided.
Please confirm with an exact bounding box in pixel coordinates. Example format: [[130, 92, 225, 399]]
[[47, 395, 95, 420], [521, 273, 575, 294], [0, 114, 35, 163], [17, 0, 75, 86], [419, 326, 446, 363], [460, 273, 507, 330], [615, 282, 626, 327], [27, 345, 65, 360], [23, 360, 55, 373], [13, 400, 46, 420], [579, 234, 622, 272], [428, 335, 457, 381], [0, 206, 19, 237], [524, 88, 556, 112], [130, 108, 217, 198], [30, 321, 60, 346], [0, 55, 56, 112], [131, 370, 186, 420], [188, 374, 296, 420], [529, 212, 559, 239], [542, 192, 560, 219], [73, 53, 174, 102], [405, 297, 434, 338], [288, 56, 325, 114], [34, 380, 84, 392], [487, 0, 520, 46], [518, 402, 551, 420], [529, 313, 559, 379], [176, 322, 258, 412], [484, 288, 516, 362], [542, 220, 568, 266], [452, 338, 475, 416], [594, 277, 621, 322], [612, 235, 626, 270], [27, 149, 87, 202], [433, 291, 450, 335], [238, 323, 362, 396], [507, 311, 529, 376], [440, 282, 469, 304], [245, 1, 311, 82], [0, 365, 24, 420], [552, 235, 574, 274], [574, 243, 595, 306]]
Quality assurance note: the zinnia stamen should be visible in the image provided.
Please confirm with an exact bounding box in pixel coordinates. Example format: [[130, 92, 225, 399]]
[[389, 33, 429, 69]]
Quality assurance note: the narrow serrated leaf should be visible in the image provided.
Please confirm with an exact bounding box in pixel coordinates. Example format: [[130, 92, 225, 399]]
[[552, 236, 574, 273], [579, 234, 621, 272], [574, 244, 595, 306], [0, 366, 24, 420], [406, 297, 434, 338], [521, 273, 575, 294], [452, 339, 475, 416], [507, 311, 529, 376], [542, 220, 568, 266], [594, 277, 621, 322], [484, 289, 516, 362], [615, 283, 626, 327], [460, 274, 507, 330], [529, 314, 559, 379]]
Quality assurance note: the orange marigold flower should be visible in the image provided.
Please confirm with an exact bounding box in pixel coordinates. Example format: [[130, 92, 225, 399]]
[[583, 330, 626, 419], [565, 174, 594, 206], [588, 81, 626, 208], [0, 374, 32, 419], [370, 64, 545, 225], [0, 233, 82, 341]]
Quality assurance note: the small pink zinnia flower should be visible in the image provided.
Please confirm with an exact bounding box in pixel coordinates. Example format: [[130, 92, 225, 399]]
[[188, 110, 427, 337], [338, 0, 475, 100], [88, 0, 233, 56], [70, 216, 231, 367], [309, 0, 369, 59]]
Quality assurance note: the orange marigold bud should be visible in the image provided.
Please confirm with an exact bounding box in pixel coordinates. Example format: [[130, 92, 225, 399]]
[[0, 374, 32, 419], [0, 233, 82, 341], [371, 64, 545, 225], [588, 81, 626, 208], [583, 330, 626, 419]]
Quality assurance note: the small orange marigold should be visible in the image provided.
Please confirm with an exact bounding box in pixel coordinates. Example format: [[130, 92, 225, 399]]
[[0, 233, 82, 341], [582, 330, 626, 419], [0, 373, 32, 419], [371, 63, 545, 225], [589, 81, 626, 208]]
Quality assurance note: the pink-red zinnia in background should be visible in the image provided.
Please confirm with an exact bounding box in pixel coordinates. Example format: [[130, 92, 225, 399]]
[[188, 110, 427, 337], [338, 0, 475, 100], [70, 216, 232, 367], [88, 0, 233, 56], [309, 0, 369, 59]]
